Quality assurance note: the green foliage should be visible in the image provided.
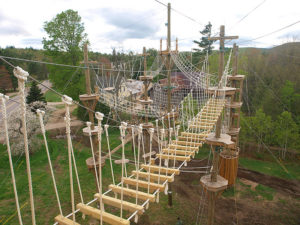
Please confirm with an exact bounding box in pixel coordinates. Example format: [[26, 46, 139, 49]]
[[193, 22, 215, 55], [77, 101, 111, 124], [43, 9, 87, 100], [44, 90, 61, 102], [26, 81, 45, 104], [255, 184, 275, 201]]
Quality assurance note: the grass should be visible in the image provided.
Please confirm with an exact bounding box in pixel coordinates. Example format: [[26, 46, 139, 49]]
[[239, 157, 300, 180], [44, 90, 61, 102], [71, 107, 78, 117], [0, 127, 137, 224]]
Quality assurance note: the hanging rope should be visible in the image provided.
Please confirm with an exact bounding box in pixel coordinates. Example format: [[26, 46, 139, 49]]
[[96, 112, 104, 225], [62, 95, 76, 222], [119, 122, 127, 218], [0, 94, 23, 225], [36, 109, 63, 216], [86, 122, 100, 190], [136, 125, 143, 205], [13, 67, 36, 225], [147, 128, 154, 195], [104, 124, 115, 185]]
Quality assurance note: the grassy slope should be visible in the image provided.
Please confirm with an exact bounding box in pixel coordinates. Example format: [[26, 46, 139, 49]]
[[0, 128, 135, 224]]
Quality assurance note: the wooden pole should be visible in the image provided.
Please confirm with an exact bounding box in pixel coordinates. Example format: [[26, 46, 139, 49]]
[[83, 43, 95, 129], [167, 2, 171, 113]]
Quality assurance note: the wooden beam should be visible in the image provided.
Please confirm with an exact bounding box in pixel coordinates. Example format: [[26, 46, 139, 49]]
[[171, 140, 203, 147], [156, 153, 191, 162], [76, 203, 130, 225], [55, 215, 80, 225], [131, 170, 174, 182], [122, 178, 165, 192], [162, 148, 195, 157], [168, 144, 198, 151], [181, 132, 209, 138], [109, 185, 156, 202], [141, 164, 180, 175], [178, 136, 205, 142], [94, 194, 144, 215]]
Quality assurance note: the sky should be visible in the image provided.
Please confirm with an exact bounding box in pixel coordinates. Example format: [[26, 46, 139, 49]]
[[0, 0, 299, 54]]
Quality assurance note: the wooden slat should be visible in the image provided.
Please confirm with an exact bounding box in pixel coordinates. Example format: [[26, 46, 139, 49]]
[[131, 170, 174, 182], [191, 121, 215, 126], [76, 203, 130, 225], [94, 193, 144, 215], [122, 177, 165, 192], [168, 144, 198, 151], [171, 140, 203, 147], [177, 136, 205, 142], [181, 132, 209, 138], [162, 148, 195, 157], [109, 184, 155, 202], [156, 153, 191, 162], [141, 164, 180, 175], [55, 215, 80, 225]]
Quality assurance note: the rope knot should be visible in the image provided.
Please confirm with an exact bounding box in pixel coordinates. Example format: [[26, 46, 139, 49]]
[[62, 95, 73, 105], [36, 109, 45, 116], [13, 66, 28, 81], [95, 112, 104, 121]]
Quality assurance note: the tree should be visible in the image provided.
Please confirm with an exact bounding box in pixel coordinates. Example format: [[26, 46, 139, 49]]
[[193, 22, 215, 55], [42, 9, 87, 100], [273, 111, 299, 158], [26, 81, 45, 104]]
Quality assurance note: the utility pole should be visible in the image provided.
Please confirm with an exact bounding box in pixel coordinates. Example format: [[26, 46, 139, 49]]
[[201, 25, 238, 225]]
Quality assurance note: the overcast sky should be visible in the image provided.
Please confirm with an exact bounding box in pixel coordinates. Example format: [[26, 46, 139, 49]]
[[0, 0, 299, 53]]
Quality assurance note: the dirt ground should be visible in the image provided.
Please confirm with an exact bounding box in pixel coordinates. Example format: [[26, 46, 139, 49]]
[[137, 159, 300, 225]]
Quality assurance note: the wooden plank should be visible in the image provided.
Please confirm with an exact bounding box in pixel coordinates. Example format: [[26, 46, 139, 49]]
[[76, 203, 130, 225], [181, 132, 209, 138], [168, 144, 198, 151], [94, 194, 144, 215], [162, 148, 195, 157], [156, 153, 191, 161], [141, 164, 180, 175], [55, 215, 80, 225], [191, 121, 215, 126], [171, 140, 203, 147], [122, 178, 165, 192], [189, 125, 214, 130], [178, 136, 205, 142], [131, 170, 174, 182], [109, 184, 155, 202]]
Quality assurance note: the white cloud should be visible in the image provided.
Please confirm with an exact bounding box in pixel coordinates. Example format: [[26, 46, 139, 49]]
[[0, 0, 299, 53]]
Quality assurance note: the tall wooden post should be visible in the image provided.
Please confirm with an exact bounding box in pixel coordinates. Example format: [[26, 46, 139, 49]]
[[203, 26, 238, 225], [167, 2, 171, 113], [80, 43, 103, 196]]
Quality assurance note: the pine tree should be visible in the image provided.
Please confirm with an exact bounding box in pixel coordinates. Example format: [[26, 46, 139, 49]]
[[193, 22, 215, 55], [26, 81, 45, 104]]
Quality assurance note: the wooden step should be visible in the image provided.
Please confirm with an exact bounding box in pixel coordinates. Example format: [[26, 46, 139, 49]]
[[109, 184, 156, 202], [178, 136, 205, 142], [192, 118, 217, 123], [76, 203, 129, 225], [131, 170, 174, 182], [156, 153, 191, 162], [94, 193, 144, 215], [181, 132, 210, 138], [191, 121, 215, 126], [195, 115, 219, 119], [168, 144, 198, 151], [162, 148, 195, 157], [200, 112, 221, 115], [189, 125, 214, 130], [55, 215, 80, 225], [122, 177, 165, 192], [141, 164, 180, 175], [171, 140, 203, 147]]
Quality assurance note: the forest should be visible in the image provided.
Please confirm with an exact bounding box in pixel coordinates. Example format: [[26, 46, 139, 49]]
[[1, 41, 300, 157]]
